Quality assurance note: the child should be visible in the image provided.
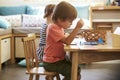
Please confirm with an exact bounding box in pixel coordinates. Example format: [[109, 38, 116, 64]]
[[43, 1, 84, 80], [37, 4, 56, 61]]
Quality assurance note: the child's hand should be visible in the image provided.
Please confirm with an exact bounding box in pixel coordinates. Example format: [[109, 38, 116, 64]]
[[65, 33, 70, 37], [76, 19, 84, 29]]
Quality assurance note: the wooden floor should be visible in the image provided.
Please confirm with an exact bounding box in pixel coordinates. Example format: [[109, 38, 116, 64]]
[[0, 60, 120, 80]]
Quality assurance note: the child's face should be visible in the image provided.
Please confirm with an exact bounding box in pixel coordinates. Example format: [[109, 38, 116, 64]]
[[58, 19, 73, 29]]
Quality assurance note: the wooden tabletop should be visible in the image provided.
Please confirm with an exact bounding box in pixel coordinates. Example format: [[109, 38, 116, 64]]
[[64, 43, 120, 52]]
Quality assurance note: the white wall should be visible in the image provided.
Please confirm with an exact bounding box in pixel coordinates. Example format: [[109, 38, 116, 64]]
[[0, 0, 23, 6], [0, 0, 109, 6]]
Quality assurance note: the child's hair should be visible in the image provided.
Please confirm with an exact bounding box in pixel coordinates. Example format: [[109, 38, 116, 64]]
[[44, 4, 56, 18], [52, 1, 77, 22]]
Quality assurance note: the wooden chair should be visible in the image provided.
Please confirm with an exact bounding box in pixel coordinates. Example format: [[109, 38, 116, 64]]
[[22, 33, 60, 80]]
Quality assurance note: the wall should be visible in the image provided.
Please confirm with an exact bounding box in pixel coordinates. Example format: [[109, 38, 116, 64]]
[[0, 0, 109, 6]]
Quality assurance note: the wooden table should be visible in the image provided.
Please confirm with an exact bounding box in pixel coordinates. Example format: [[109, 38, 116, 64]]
[[64, 44, 120, 80]]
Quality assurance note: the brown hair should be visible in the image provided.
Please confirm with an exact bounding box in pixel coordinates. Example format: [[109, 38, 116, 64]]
[[44, 4, 56, 18], [52, 1, 77, 22]]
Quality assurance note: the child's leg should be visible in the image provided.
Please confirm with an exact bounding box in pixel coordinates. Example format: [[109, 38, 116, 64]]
[[58, 60, 81, 80], [43, 60, 81, 80], [77, 65, 81, 80], [43, 60, 71, 80], [58, 60, 71, 80]]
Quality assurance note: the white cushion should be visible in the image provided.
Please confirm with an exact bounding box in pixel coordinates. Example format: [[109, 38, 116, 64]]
[[22, 14, 44, 27], [0, 15, 22, 27], [70, 18, 90, 29]]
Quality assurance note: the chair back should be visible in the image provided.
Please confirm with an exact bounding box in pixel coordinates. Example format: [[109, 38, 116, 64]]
[[22, 33, 61, 80], [22, 34, 39, 72]]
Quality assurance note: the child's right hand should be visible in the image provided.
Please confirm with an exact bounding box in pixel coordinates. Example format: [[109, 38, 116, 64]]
[[76, 19, 84, 29]]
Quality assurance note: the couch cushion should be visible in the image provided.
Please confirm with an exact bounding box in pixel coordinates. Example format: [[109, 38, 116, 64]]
[[18, 59, 44, 67], [22, 14, 44, 27], [0, 6, 27, 15], [12, 27, 41, 34], [0, 15, 22, 27], [0, 18, 11, 29], [26, 6, 44, 16], [75, 5, 89, 19]]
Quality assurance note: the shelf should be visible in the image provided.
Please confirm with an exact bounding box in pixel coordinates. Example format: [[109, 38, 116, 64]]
[[91, 6, 120, 10], [90, 6, 120, 31], [92, 19, 120, 22], [97, 24, 112, 28]]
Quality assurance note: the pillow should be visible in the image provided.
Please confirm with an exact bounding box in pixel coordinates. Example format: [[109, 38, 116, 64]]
[[0, 18, 11, 29], [26, 6, 44, 16], [75, 5, 89, 19], [18, 59, 26, 67], [18, 59, 44, 67], [22, 14, 44, 27], [0, 6, 27, 15], [0, 15, 22, 27]]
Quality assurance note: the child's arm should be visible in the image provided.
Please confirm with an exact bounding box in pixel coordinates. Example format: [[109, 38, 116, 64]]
[[61, 19, 84, 45]]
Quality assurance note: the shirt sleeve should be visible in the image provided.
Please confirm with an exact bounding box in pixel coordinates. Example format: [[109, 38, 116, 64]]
[[48, 24, 65, 42]]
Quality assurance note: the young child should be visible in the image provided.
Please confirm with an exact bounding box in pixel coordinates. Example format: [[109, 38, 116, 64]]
[[37, 4, 56, 61], [43, 1, 84, 80]]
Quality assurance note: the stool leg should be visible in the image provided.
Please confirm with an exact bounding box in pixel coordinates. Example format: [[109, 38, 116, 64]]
[[45, 75, 54, 80], [35, 75, 39, 80], [29, 74, 34, 80], [56, 74, 61, 80], [45, 76, 49, 80]]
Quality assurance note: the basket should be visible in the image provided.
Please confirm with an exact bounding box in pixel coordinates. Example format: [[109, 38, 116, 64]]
[[80, 30, 106, 42]]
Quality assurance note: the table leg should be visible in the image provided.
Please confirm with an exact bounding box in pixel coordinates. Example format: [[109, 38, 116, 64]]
[[11, 36, 15, 63], [0, 63, 1, 71], [71, 52, 79, 80], [0, 39, 1, 71]]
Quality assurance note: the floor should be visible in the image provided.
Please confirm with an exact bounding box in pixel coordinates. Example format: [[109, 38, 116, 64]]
[[0, 60, 120, 80]]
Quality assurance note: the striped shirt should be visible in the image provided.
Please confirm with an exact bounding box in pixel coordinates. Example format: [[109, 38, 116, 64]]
[[37, 23, 47, 61], [39, 23, 47, 45]]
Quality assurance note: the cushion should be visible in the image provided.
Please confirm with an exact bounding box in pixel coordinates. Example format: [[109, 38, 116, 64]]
[[0, 15, 22, 27], [18, 59, 44, 67], [0, 6, 26, 15], [75, 5, 89, 19], [0, 18, 11, 29], [22, 14, 44, 27], [0, 6, 27, 15], [26, 6, 44, 16], [18, 59, 26, 67]]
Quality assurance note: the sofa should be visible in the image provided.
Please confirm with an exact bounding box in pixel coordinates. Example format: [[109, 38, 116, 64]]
[[0, 5, 45, 35], [0, 4, 90, 35]]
